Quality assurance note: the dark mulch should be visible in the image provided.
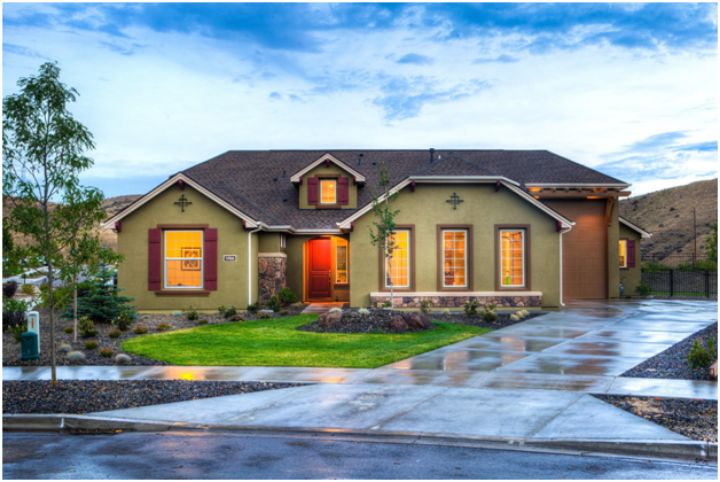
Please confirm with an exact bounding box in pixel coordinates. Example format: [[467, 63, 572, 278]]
[[3, 380, 301, 414], [594, 394, 717, 442], [299, 309, 433, 334], [432, 310, 545, 329], [622, 323, 718, 381]]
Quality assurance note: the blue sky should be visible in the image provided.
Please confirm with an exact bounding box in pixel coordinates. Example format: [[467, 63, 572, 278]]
[[3, 2, 717, 197]]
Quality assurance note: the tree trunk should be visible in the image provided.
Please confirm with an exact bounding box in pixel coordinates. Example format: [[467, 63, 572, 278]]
[[73, 275, 78, 343], [48, 265, 57, 385]]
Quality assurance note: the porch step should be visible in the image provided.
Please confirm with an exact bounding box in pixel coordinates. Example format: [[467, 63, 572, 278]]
[[302, 302, 348, 314]]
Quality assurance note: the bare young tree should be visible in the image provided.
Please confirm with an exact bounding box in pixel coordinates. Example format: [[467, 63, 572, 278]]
[[368, 163, 400, 308]]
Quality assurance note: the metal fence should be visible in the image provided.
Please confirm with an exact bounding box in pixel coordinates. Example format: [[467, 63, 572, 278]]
[[641, 270, 717, 299]]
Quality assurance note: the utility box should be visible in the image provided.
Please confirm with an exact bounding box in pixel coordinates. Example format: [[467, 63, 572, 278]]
[[26, 311, 40, 355], [21, 332, 39, 360]]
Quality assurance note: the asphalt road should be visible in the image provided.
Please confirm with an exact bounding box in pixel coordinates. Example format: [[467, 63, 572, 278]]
[[3, 431, 717, 479]]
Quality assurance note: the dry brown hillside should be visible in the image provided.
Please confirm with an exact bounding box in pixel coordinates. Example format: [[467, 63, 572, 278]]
[[100, 195, 141, 250], [620, 179, 717, 265]]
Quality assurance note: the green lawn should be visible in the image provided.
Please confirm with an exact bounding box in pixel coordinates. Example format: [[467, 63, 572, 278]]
[[122, 314, 488, 368]]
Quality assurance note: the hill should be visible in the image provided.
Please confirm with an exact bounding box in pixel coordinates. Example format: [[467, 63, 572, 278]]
[[100, 195, 142, 249], [620, 179, 717, 265]]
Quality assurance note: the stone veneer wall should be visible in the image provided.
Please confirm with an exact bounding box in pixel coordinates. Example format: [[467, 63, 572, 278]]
[[369, 294, 542, 308], [258, 254, 287, 303]]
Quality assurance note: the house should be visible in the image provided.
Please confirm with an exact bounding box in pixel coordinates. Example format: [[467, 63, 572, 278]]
[[103, 149, 651, 310]]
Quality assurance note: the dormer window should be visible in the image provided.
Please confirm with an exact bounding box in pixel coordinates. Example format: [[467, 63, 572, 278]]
[[320, 179, 337, 204]]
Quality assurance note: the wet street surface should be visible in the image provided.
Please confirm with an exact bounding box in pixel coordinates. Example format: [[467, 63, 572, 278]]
[[3, 431, 717, 480]]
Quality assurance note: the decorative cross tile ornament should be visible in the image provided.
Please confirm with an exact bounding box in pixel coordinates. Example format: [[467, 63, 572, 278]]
[[174, 194, 192, 212], [446, 192, 464, 210]]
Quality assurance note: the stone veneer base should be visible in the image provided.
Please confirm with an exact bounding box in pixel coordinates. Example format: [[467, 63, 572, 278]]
[[369, 293, 542, 308]]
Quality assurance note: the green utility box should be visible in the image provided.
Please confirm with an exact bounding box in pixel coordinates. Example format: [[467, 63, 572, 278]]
[[21, 331, 39, 360]]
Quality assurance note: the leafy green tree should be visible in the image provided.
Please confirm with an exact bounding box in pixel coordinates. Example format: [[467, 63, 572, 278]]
[[368, 163, 400, 308], [706, 223, 717, 264], [3, 62, 95, 384], [2, 217, 22, 276]]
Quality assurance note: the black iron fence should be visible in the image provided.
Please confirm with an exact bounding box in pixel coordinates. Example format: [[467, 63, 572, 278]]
[[641, 270, 717, 299]]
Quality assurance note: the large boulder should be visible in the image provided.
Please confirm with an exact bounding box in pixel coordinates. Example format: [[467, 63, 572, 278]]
[[402, 312, 432, 329], [390, 315, 409, 332], [318, 310, 343, 326]]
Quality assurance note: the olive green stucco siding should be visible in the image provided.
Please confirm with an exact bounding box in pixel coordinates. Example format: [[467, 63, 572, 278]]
[[619, 224, 642, 295], [348, 184, 561, 308], [298, 164, 358, 209], [117, 184, 257, 311]]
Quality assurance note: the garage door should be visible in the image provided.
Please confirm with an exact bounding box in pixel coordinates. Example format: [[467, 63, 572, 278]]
[[545, 200, 608, 300]]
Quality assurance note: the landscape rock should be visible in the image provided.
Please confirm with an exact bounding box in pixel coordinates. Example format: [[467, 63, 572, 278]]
[[66, 351, 86, 362], [390, 316, 409, 332], [114, 353, 132, 365], [57, 342, 72, 353]]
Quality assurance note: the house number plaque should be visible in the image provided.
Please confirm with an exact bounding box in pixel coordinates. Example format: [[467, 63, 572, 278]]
[[223, 255, 237, 262]]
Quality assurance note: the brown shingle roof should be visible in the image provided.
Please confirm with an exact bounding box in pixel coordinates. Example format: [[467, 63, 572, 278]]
[[181, 149, 626, 229]]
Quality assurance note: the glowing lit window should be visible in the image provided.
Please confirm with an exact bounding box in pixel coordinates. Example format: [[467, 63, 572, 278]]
[[618, 239, 628, 268], [164, 230, 203, 289], [500, 229, 525, 288], [336, 238, 349, 284], [320, 179, 337, 204], [384, 230, 410, 288], [442, 229, 468, 288]]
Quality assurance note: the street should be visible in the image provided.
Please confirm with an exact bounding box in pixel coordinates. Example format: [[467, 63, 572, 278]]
[[3, 430, 716, 479]]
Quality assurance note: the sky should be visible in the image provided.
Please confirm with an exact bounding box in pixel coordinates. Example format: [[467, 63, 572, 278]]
[[2, 2, 718, 197]]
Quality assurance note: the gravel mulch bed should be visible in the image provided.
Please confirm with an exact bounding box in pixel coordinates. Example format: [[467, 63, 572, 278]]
[[3, 380, 302, 414], [594, 394, 717, 442], [622, 323, 718, 381], [3, 304, 307, 367], [431, 310, 544, 329]]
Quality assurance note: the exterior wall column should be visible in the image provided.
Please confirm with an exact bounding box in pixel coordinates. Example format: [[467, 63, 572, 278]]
[[607, 196, 620, 298], [258, 252, 287, 303]]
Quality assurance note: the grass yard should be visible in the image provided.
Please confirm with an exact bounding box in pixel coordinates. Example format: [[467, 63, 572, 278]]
[[122, 314, 488, 368]]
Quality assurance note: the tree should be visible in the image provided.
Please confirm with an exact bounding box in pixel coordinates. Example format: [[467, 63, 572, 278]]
[[56, 185, 119, 342], [3, 62, 95, 384], [368, 163, 400, 309], [706, 223, 717, 264]]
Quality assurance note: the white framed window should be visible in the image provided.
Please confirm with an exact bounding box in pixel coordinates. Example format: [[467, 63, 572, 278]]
[[164, 230, 204, 289], [335, 238, 349, 284], [320, 179, 337, 204], [499, 228, 525, 288], [384, 229, 411, 289], [441, 229, 468, 288], [618, 239, 628, 268]]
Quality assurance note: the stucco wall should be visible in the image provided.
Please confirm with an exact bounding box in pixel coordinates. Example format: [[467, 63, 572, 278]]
[[348, 184, 561, 308], [117, 184, 257, 311], [619, 224, 642, 296], [285, 234, 350, 302], [298, 164, 358, 209]]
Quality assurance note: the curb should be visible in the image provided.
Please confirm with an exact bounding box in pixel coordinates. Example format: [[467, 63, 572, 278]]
[[4, 414, 717, 463]]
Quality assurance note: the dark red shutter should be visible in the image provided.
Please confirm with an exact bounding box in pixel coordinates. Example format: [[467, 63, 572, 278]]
[[338, 176, 349, 204], [148, 228, 162, 291], [307, 176, 318, 204], [204, 228, 218, 290], [627, 240, 636, 268]]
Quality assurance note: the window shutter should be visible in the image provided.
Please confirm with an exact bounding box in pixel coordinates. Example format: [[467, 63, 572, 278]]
[[337, 176, 349, 204], [307, 176, 318, 204], [204, 228, 218, 290], [627, 239, 636, 268], [148, 228, 162, 291]]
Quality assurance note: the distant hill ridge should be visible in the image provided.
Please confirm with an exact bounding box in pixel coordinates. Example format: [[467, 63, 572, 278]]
[[620, 179, 717, 264]]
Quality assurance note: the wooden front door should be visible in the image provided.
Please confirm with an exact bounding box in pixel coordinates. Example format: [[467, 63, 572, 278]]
[[308, 238, 332, 299]]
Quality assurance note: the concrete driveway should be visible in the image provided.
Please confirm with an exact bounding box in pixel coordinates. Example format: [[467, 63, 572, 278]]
[[89, 299, 717, 445]]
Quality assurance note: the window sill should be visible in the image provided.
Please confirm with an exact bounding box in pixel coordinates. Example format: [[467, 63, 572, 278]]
[[155, 290, 210, 296]]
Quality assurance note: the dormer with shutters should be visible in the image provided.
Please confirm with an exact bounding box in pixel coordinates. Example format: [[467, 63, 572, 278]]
[[290, 153, 365, 209]]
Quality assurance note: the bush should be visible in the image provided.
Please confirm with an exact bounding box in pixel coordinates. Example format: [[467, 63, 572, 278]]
[[688, 339, 713, 369], [184, 308, 199, 321], [246, 303, 259, 314], [223, 306, 237, 319], [113, 311, 134, 331], [84, 340, 98, 350], [156, 322, 171, 332], [642, 260, 671, 272], [482, 303, 497, 322], [358, 308, 370, 317], [78, 317, 97, 338], [108, 328, 122, 339], [278, 287, 298, 305], [3, 281, 18, 298], [267, 296, 281, 312], [217, 305, 227, 317], [20, 284, 35, 296], [133, 325, 148, 335], [3, 298, 28, 330], [636, 283, 651, 297], [419, 300, 431, 314], [197, 319, 208, 325], [9, 324, 26, 343], [99, 347, 113, 358], [64, 269, 135, 324], [58, 342, 72, 353], [64, 326, 73, 334], [463, 299, 479, 317]]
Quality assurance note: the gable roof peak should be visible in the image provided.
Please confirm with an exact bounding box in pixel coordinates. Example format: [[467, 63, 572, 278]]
[[289, 152, 367, 184]]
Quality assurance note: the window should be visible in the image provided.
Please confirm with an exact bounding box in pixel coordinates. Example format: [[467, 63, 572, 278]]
[[499, 229, 525, 288], [336, 238, 349, 284], [280, 234, 287, 249], [320, 179, 337, 204], [618, 239, 628, 268], [164, 230, 203, 289], [441, 229, 468, 288], [384, 229, 411, 288]]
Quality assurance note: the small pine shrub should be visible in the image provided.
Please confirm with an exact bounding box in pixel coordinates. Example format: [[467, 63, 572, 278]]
[[267, 295, 281, 312], [223, 306, 237, 319], [635, 283, 651, 297], [278, 287, 298, 305], [184, 308, 199, 321], [108, 328, 122, 339], [197, 319, 209, 325], [113, 311, 134, 331], [99, 347, 113, 358], [133, 325, 148, 335], [84, 340, 98, 350], [463, 299, 479, 317], [20, 284, 35, 296], [156, 322, 171, 332], [419, 300, 431, 314], [64, 326, 73, 334], [65, 270, 135, 324], [3, 281, 18, 298], [217, 305, 227, 317], [246, 303, 259, 314], [78, 317, 98, 338], [688, 339, 712, 369]]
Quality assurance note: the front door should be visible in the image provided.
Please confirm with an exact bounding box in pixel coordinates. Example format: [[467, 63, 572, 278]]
[[308, 238, 332, 299]]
